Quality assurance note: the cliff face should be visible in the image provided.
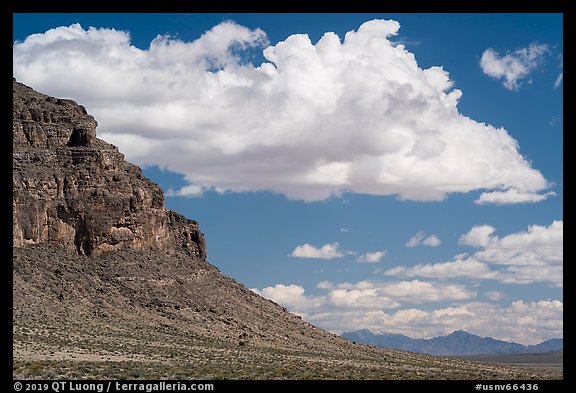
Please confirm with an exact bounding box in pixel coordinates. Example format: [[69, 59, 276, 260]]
[[12, 80, 206, 258]]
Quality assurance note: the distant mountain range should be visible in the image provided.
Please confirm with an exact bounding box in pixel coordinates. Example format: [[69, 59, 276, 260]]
[[341, 329, 563, 356]]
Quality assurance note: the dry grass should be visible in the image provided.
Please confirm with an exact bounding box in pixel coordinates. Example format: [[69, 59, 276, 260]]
[[13, 244, 563, 381]]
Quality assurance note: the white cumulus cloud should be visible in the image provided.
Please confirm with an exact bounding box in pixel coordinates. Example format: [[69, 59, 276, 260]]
[[475, 189, 556, 205], [405, 231, 441, 248], [388, 220, 563, 286], [475, 220, 563, 267], [289, 242, 345, 259], [484, 291, 506, 301], [315, 280, 334, 289], [480, 43, 550, 90], [422, 234, 441, 247], [459, 225, 496, 247], [252, 284, 308, 309], [13, 20, 553, 203], [356, 250, 387, 263], [373, 279, 474, 303], [385, 258, 497, 280], [254, 279, 474, 314]]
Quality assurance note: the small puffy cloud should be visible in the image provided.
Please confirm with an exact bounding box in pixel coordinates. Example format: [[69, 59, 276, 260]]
[[459, 225, 496, 247], [405, 232, 425, 248], [289, 242, 344, 259], [475, 188, 556, 205], [388, 220, 563, 287], [253, 284, 307, 309], [166, 184, 205, 197], [484, 291, 506, 301], [422, 234, 441, 247], [13, 20, 552, 204], [339, 227, 349, 233], [356, 250, 387, 263], [480, 43, 550, 90], [316, 280, 334, 289], [406, 231, 441, 248]]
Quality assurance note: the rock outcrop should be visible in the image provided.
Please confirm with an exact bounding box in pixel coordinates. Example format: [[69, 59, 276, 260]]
[[13, 80, 206, 258]]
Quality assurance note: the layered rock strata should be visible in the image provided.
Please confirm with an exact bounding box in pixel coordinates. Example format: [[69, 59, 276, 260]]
[[13, 80, 206, 258]]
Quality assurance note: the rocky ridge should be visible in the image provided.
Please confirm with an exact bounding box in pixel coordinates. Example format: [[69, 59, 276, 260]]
[[13, 80, 206, 258]]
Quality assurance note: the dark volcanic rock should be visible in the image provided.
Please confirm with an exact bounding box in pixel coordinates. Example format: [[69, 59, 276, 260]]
[[13, 81, 97, 148], [13, 81, 206, 258]]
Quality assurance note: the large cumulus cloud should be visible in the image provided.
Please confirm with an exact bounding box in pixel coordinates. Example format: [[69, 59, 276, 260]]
[[13, 20, 552, 202]]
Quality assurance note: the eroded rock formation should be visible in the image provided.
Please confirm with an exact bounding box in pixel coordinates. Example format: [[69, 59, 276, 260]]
[[13, 80, 206, 258]]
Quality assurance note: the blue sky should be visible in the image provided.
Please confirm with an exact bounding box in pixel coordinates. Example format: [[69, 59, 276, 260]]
[[13, 13, 563, 344]]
